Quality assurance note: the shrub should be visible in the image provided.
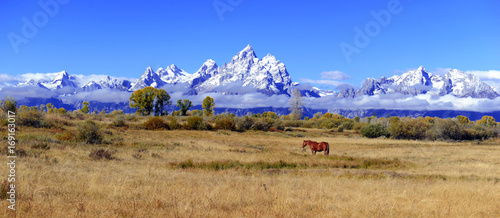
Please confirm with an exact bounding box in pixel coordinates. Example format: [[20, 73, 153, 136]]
[[236, 116, 254, 131], [1, 97, 17, 114], [111, 110, 124, 116], [58, 108, 67, 115], [360, 123, 389, 138], [283, 120, 303, 128], [353, 122, 366, 130], [477, 116, 496, 127], [389, 120, 408, 139], [214, 114, 236, 130], [407, 119, 431, 140], [143, 117, 168, 130], [125, 114, 138, 122], [77, 120, 103, 144], [437, 118, 462, 140], [73, 111, 85, 120], [337, 125, 344, 132], [89, 149, 114, 160], [389, 118, 431, 140], [18, 107, 44, 127], [463, 125, 498, 140], [342, 120, 354, 130], [55, 131, 76, 141], [320, 119, 337, 129], [272, 119, 285, 131], [251, 118, 273, 131], [186, 116, 209, 130], [424, 127, 440, 141], [112, 115, 127, 127], [169, 117, 180, 130]]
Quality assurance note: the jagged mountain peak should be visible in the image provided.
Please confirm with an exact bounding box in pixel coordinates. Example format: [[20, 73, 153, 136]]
[[262, 53, 279, 63], [232, 44, 257, 62], [52, 70, 70, 82], [202, 59, 217, 67], [340, 66, 498, 99], [165, 64, 180, 72]]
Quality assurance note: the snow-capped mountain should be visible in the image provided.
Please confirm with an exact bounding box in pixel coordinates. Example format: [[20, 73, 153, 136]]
[[129, 67, 166, 91], [82, 76, 131, 92], [157, 64, 191, 84], [440, 69, 498, 98], [339, 66, 499, 99], [126, 45, 297, 95], [19, 79, 48, 89], [44, 71, 77, 90], [5, 47, 499, 102], [194, 45, 293, 95], [189, 59, 219, 88]]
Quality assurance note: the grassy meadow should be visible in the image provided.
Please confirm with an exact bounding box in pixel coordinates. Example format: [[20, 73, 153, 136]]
[[1, 114, 500, 217]]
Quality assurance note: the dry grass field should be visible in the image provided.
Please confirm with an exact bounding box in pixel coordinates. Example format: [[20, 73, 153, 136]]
[[1, 115, 500, 217]]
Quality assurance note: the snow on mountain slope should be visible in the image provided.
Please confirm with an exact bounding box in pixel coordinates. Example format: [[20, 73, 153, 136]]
[[42, 71, 77, 90], [440, 69, 498, 98], [130, 67, 165, 91], [157, 64, 191, 84], [196, 45, 293, 95], [6, 46, 499, 101], [190, 59, 219, 88], [341, 67, 499, 99], [82, 76, 131, 92]]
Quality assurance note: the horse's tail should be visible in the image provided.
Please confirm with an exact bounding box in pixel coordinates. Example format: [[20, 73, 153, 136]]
[[325, 142, 330, 155]]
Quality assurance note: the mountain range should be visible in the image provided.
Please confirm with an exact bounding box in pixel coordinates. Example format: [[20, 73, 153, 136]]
[[1, 45, 499, 118], [5, 45, 499, 100]]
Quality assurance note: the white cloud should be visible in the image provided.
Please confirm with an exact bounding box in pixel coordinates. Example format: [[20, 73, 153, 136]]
[[465, 70, 500, 80], [301, 93, 500, 112], [299, 78, 351, 87], [61, 89, 131, 103], [320, 71, 351, 80], [0, 74, 20, 83], [19, 72, 60, 82], [0, 86, 57, 99], [431, 67, 452, 76]]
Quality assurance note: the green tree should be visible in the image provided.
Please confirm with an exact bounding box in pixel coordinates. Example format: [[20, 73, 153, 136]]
[[81, 101, 90, 114], [46, 103, 53, 114], [477, 116, 496, 127], [202, 96, 215, 116], [1, 97, 17, 114], [130, 87, 171, 116], [456, 115, 470, 124], [176, 99, 193, 116], [155, 89, 172, 116], [129, 87, 157, 116], [191, 109, 203, 116], [322, 112, 333, 119], [58, 108, 67, 115]]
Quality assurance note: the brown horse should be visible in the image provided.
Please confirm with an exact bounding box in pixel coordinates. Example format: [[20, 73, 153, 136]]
[[302, 140, 329, 155]]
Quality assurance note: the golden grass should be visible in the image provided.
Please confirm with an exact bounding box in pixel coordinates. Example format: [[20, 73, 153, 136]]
[[1, 118, 500, 217]]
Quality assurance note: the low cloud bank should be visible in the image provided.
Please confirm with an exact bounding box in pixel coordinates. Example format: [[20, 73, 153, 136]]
[[2, 86, 499, 113], [60, 89, 132, 103]]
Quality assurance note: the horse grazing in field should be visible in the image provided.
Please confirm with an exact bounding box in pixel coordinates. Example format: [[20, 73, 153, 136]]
[[302, 140, 329, 155]]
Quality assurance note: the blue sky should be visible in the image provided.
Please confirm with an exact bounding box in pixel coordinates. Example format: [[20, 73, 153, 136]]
[[1, 0, 499, 89]]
